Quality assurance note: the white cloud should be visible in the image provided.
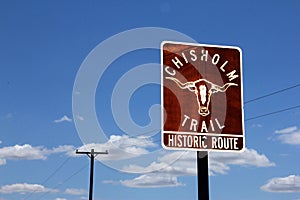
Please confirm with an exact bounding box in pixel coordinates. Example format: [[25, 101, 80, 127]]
[[51, 145, 75, 156], [74, 90, 80, 95], [105, 148, 274, 188], [251, 123, 263, 128], [64, 188, 87, 195], [275, 126, 298, 134], [0, 158, 6, 165], [120, 174, 184, 188], [210, 148, 275, 170], [261, 175, 300, 193], [0, 144, 48, 160], [274, 126, 300, 145], [0, 183, 58, 194], [76, 135, 156, 161], [123, 151, 196, 175], [124, 148, 274, 176], [55, 198, 67, 200], [4, 113, 13, 119], [0, 144, 75, 165], [76, 115, 84, 121], [54, 115, 72, 123]]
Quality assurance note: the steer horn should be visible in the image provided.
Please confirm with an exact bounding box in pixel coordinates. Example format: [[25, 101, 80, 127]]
[[215, 82, 238, 92], [165, 77, 196, 91]]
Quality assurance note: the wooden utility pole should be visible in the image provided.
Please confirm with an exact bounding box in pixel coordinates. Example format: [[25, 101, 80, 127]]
[[76, 149, 108, 200]]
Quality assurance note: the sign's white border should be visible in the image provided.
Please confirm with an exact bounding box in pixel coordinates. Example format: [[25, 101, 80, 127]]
[[161, 41, 245, 152]]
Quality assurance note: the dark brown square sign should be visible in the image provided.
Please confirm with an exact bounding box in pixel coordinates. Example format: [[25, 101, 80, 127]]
[[161, 41, 244, 152]]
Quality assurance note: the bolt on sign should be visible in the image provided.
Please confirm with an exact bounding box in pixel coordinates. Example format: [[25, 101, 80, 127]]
[[161, 41, 244, 152]]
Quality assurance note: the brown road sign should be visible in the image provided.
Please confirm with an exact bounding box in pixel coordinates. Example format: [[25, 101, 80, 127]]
[[161, 41, 244, 152]]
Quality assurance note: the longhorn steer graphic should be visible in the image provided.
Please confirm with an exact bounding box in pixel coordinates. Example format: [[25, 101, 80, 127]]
[[166, 77, 238, 116]]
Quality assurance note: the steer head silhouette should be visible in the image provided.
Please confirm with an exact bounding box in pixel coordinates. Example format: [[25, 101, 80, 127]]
[[166, 77, 238, 116]]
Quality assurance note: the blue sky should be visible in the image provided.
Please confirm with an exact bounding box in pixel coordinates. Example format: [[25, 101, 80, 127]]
[[1, 1, 300, 200]]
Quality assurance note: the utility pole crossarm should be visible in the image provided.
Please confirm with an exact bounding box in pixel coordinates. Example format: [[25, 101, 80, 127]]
[[75, 149, 108, 155]]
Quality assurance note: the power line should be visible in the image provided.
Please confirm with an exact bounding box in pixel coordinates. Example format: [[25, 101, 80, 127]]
[[51, 163, 88, 189], [39, 163, 89, 200], [245, 104, 300, 121], [42, 157, 71, 184], [244, 83, 300, 104], [243, 83, 300, 120], [23, 157, 71, 200]]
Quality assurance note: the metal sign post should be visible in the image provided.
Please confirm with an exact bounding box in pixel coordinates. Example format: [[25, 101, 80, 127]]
[[197, 151, 209, 200]]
